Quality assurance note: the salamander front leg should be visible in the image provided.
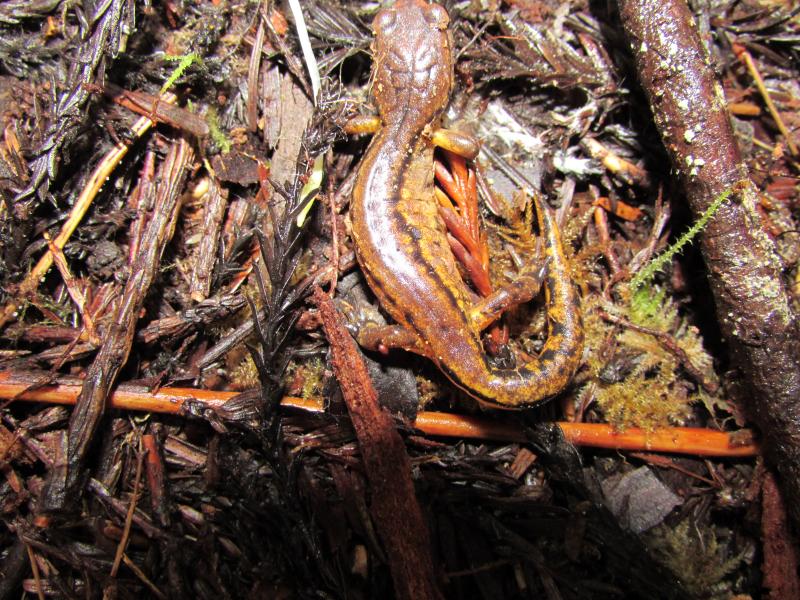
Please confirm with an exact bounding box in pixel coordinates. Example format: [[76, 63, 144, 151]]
[[431, 128, 480, 160], [345, 115, 381, 136]]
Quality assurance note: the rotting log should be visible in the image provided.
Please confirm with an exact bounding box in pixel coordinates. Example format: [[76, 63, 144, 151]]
[[617, 0, 800, 528]]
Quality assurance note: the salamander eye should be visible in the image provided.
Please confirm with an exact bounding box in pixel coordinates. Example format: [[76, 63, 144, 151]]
[[423, 3, 449, 29], [373, 8, 396, 34]]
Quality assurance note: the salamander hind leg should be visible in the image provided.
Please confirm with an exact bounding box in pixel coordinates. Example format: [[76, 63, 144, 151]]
[[338, 298, 431, 358], [357, 324, 430, 357], [468, 261, 548, 332], [475, 194, 584, 408]]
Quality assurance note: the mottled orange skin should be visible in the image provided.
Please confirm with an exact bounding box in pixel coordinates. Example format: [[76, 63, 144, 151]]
[[351, 0, 583, 407]]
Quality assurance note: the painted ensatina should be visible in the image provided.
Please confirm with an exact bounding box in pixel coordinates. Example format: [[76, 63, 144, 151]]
[[349, 0, 583, 407]]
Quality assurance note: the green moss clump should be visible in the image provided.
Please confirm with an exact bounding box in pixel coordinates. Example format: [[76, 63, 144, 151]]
[[582, 287, 720, 431], [230, 353, 260, 390], [594, 367, 691, 431], [647, 519, 744, 598], [282, 357, 325, 399], [206, 107, 232, 154]]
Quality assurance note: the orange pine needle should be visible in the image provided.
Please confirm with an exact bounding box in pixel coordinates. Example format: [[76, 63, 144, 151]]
[[0, 370, 323, 415], [556, 422, 757, 458], [727, 101, 761, 117]]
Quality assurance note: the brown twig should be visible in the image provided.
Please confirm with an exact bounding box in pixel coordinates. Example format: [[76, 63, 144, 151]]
[[127, 151, 157, 266], [24, 543, 45, 600], [627, 185, 670, 274], [137, 292, 246, 345], [189, 176, 228, 302], [592, 204, 622, 277], [88, 478, 163, 540], [325, 163, 341, 296], [42, 232, 99, 346], [84, 83, 209, 138], [247, 15, 266, 133], [110, 442, 145, 577], [37, 139, 194, 515], [619, 0, 800, 529], [121, 553, 167, 600], [628, 452, 718, 486], [732, 44, 798, 157]]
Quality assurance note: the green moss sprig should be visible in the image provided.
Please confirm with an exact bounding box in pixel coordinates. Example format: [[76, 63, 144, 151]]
[[629, 184, 738, 291], [160, 52, 203, 94]]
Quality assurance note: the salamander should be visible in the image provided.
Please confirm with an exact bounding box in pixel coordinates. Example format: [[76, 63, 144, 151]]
[[349, 0, 584, 408]]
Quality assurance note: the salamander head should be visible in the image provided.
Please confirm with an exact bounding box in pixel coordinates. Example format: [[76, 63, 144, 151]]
[[371, 0, 453, 123]]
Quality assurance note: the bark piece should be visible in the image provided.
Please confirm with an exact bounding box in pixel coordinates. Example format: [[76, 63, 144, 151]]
[[762, 470, 800, 599], [312, 287, 442, 600], [189, 177, 228, 302]]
